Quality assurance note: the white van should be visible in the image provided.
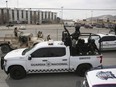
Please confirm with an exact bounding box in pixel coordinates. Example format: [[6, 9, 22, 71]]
[[64, 21, 75, 27]]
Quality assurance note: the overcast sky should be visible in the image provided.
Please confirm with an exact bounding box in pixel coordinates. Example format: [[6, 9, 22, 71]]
[[0, 0, 116, 20]]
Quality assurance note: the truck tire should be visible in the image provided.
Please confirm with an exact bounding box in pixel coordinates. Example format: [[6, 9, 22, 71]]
[[76, 64, 92, 77], [1, 44, 11, 54], [9, 66, 26, 80]]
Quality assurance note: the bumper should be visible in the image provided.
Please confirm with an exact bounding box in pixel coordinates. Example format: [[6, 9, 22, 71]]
[[1, 56, 8, 74], [1, 56, 4, 70]]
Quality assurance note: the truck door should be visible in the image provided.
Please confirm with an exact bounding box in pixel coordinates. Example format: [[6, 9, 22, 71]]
[[27, 48, 51, 73], [47, 47, 69, 72], [106, 36, 116, 49], [101, 36, 116, 50]]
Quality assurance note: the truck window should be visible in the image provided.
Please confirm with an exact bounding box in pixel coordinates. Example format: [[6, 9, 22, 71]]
[[22, 47, 33, 55], [31, 47, 66, 58], [100, 36, 116, 42], [91, 36, 99, 40]]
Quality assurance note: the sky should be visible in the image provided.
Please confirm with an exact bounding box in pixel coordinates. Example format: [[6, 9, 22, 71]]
[[0, 0, 116, 20]]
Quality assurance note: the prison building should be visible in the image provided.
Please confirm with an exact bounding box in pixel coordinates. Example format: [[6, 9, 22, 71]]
[[0, 8, 57, 24]]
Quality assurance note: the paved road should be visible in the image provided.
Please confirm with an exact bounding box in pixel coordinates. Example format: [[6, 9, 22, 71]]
[[0, 24, 112, 40], [0, 24, 116, 87]]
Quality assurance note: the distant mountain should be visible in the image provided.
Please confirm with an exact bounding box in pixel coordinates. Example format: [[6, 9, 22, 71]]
[[87, 15, 116, 21]]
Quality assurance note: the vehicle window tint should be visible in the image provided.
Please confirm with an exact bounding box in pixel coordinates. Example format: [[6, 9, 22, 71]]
[[31, 48, 49, 57], [93, 84, 116, 87], [31, 47, 66, 58], [48, 47, 66, 57], [101, 36, 116, 41]]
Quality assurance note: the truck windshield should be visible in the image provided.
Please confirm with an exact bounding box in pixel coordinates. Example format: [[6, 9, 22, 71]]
[[91, 36, 99, 40], [93, 84, 116, 87], [22, 47, 33, 55]]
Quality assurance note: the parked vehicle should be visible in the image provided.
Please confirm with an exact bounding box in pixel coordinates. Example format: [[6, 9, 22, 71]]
[[64, 21, 75, 27], [6, 24, 14, 27], [84, 24, 93, 29], [19, 25, 26, 30], [84, 33, 116, 51]]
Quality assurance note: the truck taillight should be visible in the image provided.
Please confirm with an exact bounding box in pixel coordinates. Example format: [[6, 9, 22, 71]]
[[97, 55, 103, 63]]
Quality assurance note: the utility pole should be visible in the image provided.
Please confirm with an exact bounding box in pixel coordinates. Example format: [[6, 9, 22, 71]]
[[6, 0, 9, 29], [91, 10, 93, 24], [6, 0, 8, 8], [17, 0, 19, 8], [61, 6, 64, 24]]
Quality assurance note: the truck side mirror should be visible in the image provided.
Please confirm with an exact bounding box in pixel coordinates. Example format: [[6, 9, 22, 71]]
[[28, 55, 32, 60]]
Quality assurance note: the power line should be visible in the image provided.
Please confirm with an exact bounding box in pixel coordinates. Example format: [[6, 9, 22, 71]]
[[20, 8, 116, 11]]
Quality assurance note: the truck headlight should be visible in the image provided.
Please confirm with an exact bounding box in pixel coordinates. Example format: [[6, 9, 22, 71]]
[[4, 59, 7, 66]]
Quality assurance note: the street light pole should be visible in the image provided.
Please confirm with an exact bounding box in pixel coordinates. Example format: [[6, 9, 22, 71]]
[[17, 0, 19, 8], [6, 0, 8, 8], [61, 6, 64, 24], [6, 0, 9, 29], [91, 10, 93, 24]]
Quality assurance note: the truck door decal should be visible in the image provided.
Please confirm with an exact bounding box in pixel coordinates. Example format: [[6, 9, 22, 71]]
[[31, 63, 68, 66], [51, 63, 68, 65], [79, 57, 90, 60], [96, 71, 116, 80], [31, 64, 45, 66]]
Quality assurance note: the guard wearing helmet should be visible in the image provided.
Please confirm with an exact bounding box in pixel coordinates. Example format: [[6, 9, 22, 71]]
[[71, 25, 80, 40], [14, 27, 19, 37], [87, 39, 100, 54]]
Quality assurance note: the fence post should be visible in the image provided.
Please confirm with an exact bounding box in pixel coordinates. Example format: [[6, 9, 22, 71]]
[[57, 28, 58, 40]]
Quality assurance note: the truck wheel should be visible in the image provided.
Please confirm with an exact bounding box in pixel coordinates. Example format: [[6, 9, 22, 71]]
[[1, 44, 11, 54], [76, 64, 92, 77], [9, 66, 26, 80]]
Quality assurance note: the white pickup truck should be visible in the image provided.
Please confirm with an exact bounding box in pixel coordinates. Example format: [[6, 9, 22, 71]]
[[1, 40, 102, 80]]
